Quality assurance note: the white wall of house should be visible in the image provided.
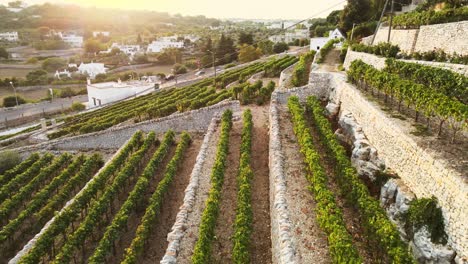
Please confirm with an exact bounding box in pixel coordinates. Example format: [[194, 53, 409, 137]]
[[78, 63, 106, 79], [147, 40, 184, 53], [87, 80, 156, 106], [0, 32, 19, 41], [310, 37, 329, 51]]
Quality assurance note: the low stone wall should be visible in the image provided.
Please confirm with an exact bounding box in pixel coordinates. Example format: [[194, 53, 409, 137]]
[[343, 50, 468, 76], [14, 100, 240, 154], [269, 95, 298, 264], [278, 62, 297, 90], [328, 73, 468, 259], [366, 26, 419, 53], [161, 116, 219, 264]]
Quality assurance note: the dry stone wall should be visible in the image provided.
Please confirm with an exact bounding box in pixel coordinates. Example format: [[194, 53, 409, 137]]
[[325, 73, 468, 259], [361, 21, 468, 55], [269, 94, 298, 264], [13, 101, 240, 155], [344, 50, 468, 76]]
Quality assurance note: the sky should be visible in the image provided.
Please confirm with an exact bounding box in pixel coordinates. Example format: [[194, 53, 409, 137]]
[[2, 0, 347, 19]]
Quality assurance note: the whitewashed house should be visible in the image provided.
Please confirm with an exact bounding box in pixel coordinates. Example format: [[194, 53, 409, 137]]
[[92, 31, 110, 37], [102, 43, 142, 58], [146, 38, 184, 53], [78, 62, 106, 79], [60, 33, 83, 47], [54, 69, 71, 79], [0, 32, 19, 41], [87, 78, 160, 106], [269, 29, 309, 43], [310, 28, 345, 51]]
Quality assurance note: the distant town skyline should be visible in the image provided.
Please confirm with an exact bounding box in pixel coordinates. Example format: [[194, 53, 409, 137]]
[[1, 0, 347, 20]]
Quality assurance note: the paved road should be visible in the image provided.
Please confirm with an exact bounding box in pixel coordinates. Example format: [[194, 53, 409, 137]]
[[0, 95, 88, 122]]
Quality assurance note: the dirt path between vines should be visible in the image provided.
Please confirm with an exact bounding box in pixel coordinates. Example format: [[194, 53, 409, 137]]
[[278, 104, 331, 263], [140, 137, 203, 263], [211, 120, 242, 263], [245, 104, 272, 264]]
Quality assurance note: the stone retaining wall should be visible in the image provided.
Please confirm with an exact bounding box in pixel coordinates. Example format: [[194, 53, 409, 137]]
[[362, 21, 468, 55], [161, 117, 219, 264], [325, 73, 468, 259], [269, 95, 298, 264], [343, 50, 468, 76], [278, 62, 297, 90], [14, 100, 240, 154]]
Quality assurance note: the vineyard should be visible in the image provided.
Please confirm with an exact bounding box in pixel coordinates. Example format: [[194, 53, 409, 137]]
[[1, 33, 466, 263]]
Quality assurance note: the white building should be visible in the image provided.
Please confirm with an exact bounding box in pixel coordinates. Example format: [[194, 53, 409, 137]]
[[87, 78, 160, 107], [102, 43, 142, 58], [92, 31, 110, 37], [146, 38, 184, 53], [310, 28, 345, 51], [78, 62, 106, 79], [60, 33, 83, 47], [54, 69, 71, 79], [269, 29, 310, 43], [0, 32, 19, 41]]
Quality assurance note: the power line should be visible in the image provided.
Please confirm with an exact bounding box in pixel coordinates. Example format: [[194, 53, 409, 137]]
[[196, 0, 347, 70]]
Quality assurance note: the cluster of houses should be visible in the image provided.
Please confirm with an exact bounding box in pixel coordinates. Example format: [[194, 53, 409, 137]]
[[0, 32, 19, 42], [268, 29, 310, 43], [54, 62, 107, 79]]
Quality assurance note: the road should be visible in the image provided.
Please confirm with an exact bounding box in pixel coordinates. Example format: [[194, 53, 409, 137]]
[[0, 95, 88, 123]]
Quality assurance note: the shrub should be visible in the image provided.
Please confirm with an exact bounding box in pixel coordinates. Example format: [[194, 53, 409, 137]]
[[407, 197, 447, 245], [273, 42, 289, 53], [0, 150, 21, 174], [173, 63, 188, 74], [351, 42, 400, 58], [71, 102, 86, 112], [3, 95, 26, 107]]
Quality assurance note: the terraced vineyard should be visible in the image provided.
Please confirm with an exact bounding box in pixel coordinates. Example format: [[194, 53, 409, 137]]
[[0, 152, 104, 262], [49, 55, 298, 139]]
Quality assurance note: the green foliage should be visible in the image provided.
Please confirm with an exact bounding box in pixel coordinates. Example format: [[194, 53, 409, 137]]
[[292, 50, 316, 86], [3, 95, 26, 107], [71, 102, 86, 111], [173, 63, 188, 74], [34, 39, 70, 50], [392, 6, 468, 28], [404, 49, 468, 65], [42, 57, 67, 72], [407, 197, 447, 245], [317, 38, 341, 64], [84, 39, 105, 54], [288, 97, 362, 263], [0, 150, 21, 174], [0, 47, 8, 59], [238, 44, 262, 63], [350, 42, 400, 58], [19, 132, 143, 263], [192, 110, 232, 264], [232, 109, 253, 263], [340, 0, 372, 33], [306, 96, 415, 263], [238, 32, 254, 45], [26, 69, 48, 85], [272, 42, 289, 53]]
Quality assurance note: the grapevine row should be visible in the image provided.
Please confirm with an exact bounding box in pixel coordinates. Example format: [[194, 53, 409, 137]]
[[0, 153, 73, 224], [19, 131, 144, 263], [191, 110, 233, 264], [0, 153, 40, 186], [88, 130, 175, 263], [121, 132, 191, 264], [232, 109, 254, 264], [306, 96, 415, 263], [287, 96, 361, 262], [52, 132, 157, 263], [0, 155, 103, 248], [0, 154, 54, 204]]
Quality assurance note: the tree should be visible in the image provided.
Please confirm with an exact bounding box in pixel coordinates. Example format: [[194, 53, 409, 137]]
[[217, 34, 236, 65], [3, 95, 26, 107], [340, 0, 372, 33], [327, 10, 343, 25], [0, 150, 21, 174], [26, 70, 48, 85], [238, 32, 254, 45], [133, 54, 148, 64], [84, 39, 104, 54], [94, 73, 107, 82], [71, 102, 86, 111], [8, 1, 22, 8], [42, 58, 67, 72], [238, 45, 262, 63], [137, 33, 142, 44], [0, 47, 8, 59], [273, 42, 289, 53], [258, 40, 274, 55], [173, 63, 188, 74]]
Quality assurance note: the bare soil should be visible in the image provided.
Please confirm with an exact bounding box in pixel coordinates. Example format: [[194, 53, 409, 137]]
[[139, 137, 203, 263], [243, 104, 272, 264], [211, 120, 242, 263], [278, 104, 332, 263]]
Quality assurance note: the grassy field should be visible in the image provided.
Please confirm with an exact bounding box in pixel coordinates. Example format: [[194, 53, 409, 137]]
[[0, 86, 85, 105], [117, 64, 174, 76], [0, 67, 39, 78]]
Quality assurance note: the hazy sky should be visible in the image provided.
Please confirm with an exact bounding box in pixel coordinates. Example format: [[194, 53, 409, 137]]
[[2, 0, 347, 19]]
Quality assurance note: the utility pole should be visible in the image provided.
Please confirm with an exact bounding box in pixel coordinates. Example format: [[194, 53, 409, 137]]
[[9, 81, 19, 107], [350, 23, 356, 42], [387, 0, 395, 43], [371, 0, 390, 45]]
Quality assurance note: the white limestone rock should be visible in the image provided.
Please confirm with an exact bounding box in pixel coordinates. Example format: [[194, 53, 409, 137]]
[[411, 227, 456, 264]]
